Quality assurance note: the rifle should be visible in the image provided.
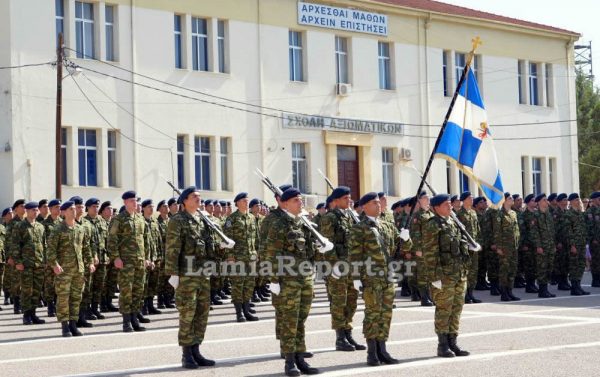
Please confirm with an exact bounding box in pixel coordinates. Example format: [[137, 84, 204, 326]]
[[317, 169, 361, 224], [254, 168, 330, 247], [164, 180, 235, 247]]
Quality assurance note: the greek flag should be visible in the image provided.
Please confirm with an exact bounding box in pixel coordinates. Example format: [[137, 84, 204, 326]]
[[434, 67, 504, 206]]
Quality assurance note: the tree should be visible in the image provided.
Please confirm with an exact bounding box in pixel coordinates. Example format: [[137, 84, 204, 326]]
[[576, 70, 600, 196]]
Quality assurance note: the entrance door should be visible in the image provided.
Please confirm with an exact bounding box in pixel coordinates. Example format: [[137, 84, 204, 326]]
[[337, 145, 360, 200]]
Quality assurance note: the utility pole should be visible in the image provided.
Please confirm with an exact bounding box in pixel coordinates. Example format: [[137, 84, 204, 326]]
[[55, 33, 63, 199]]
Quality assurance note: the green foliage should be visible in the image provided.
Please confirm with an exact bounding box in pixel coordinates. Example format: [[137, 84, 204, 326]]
[[576, 70, 600, 196]]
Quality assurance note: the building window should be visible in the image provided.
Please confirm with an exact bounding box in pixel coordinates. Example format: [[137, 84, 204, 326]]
[[472, 54, 481, 86], [191, 17, 209, 71], [529, 62, 539, 105], [174, 15, 183, 69], [545, 64, 553, 107], [177, 135, 185, 188], [55, 0, 64, 47], [378, 41, 392, 90], [78, 129, 97, 186], [217, 20, 227, 73], [382, 148, 395, 195], [442, 50, 450, 97], [194, 136, 211, 190], [75, 1, 95, 59], [335, 36, 349, 84], [220, 137, 230, 191], [518, 60, 525, 104], [107, 130, 117, 187], [289, 31, 304, 82], [292, 143, 308, 193], [455, 52, 466, 86], [549, 158, 556, 193], [61, 128, 68, 185], [459, 170, 469, 193], [105, 5, 115, 61], [521, 156, 526, 196], [532, 157, 542, 195], [446, 160, 451, 193]]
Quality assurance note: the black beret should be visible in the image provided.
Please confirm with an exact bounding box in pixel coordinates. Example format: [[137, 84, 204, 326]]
[[316, 202, 325, 210], [249, 198, 260, 208], [99, 201, 112, 213], [408, 196, 417, 207], [1, 207, 12, 217], [547, 193, 557, 201], [277, 184, 293, 198], [156, 200, 167, 209], [450, 195, 459, 203], [524, 194, 535, 203], [48, 199, 62, 208], [167, 197, 178, 206], [359, 192, 378, 206], [122, 191, 136, 200], [25, 201, 39, 210], [591, 192, 600, 200], [398, 199, 406, 207], [60, 201, 74, 211], [12, 199, 25, 209], [204, 199, 213, 206], [85, 197, 100, 207], [69, 196, 84, 205], [534, 193, 546, 203], [226, 202, 231, 207], [431, 194, 451, 207], [557, 193, 568, 201], [234, 192, 248, 202], [178, 186, 199, 204], [219, 201, 227, 207], [418, 191, 428, 198], [503, 192, 511, 199], [325, 196, 333, 206], [281, 188, 301, 202], [473, 197, 486, 206], [568, 193, 580, 201], [38, 199, 48, 207], [353, 201, 361, 209], [459, 191, 472, 201], [141, 199, 153, 208], [391, 201, 401, 210], [377, 192, 385, 198], [331, 186, 351, 200], [512, 194, 521, 200], [119, 205, 126, 213]]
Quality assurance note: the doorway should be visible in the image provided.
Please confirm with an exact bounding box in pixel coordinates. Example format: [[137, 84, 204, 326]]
[[337, 145, 360, 200]]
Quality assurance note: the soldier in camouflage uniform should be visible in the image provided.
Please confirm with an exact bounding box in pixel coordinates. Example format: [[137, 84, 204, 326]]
[[529, 194, 557, 298], [473, 197, 490, 291], [6, 199, 25, 314], [519, 195, 540, 294], [409, 192, 434, 306], [204, 200, 226, 306], [165, 186, 216, 369], [493, 194, 521, 301], [99, 201, 119, 312], [47, 201, 95, 337], [350, 192, 407, 367], [42, 199, 63, 317], [0, 209, 7, 310], [12, 202, 47, 325], [266, 188, 323, 376], [377, 192, 395, 224], [553, 193, 572, 290], [107, 191, 150, 332], [587, 192, 600, 287], [224, 192, 259, 322], [141, 199, 162, 315], [250, 198, 270, 302], [457, 191, 482, 304], [482, 200, 501, 296], [565, 193, 591, 296], [83, 198, 109, 320], [313, 203, 327, 229], [156, 200, 175, 308], [395, 199, 413, 297], [422, 194, 471, 359], [320, 186, 364, 352], [1, 208, 14, 307], [512, 194, 527, 288]]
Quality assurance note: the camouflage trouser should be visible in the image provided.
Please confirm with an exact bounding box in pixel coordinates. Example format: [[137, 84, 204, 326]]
[[568, 244, 586, 280], [272, 284, 282, 340], [79, 269, 93, 309], [408, 256, 428, 290], [467, 249, 479, 289], [591, 241, 600, 274], [0, 263, 4, 292], [486, 248, 499, 281], [43, 265, 56, 302], [91, 264, 108, 304], [430, 275, 467, 335], [477, 245, 488, 282], [209, 275, 222, 290], [553, 244, 570, 278], [103, 263, 119, 300], [175, 276, 210, 346], [118, 260, 146, 314], [522, 246, 537, 281], [362, 279, 395, 341], [9, 264, 21, 298], [229, 261, 255, 304], [327, 276, 358, 330], [55, 272, 84, 322], [498, 248, 517, 288], [20, 266, 44, 312], [145, 263, 160, 298], [536, 247, 555, 284], [158, 264, 173, 298], [516, 245, 525, 279], [278, 277, 313, 354]]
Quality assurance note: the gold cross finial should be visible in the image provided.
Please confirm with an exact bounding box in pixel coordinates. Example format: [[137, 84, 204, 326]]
[[471, 36, 482, 52]]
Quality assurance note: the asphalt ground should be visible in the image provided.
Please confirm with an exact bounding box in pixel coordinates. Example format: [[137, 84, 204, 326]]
[[1, 272, 599, 377]]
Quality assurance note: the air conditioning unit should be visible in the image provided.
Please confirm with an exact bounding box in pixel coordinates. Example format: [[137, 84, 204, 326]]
[[400, 147, 413, 161], [336, 83, 352, 97]]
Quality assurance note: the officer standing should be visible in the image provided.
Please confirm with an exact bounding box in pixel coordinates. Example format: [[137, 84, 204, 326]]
[[377, 192, 394, 224], [457, 191, 482, 304], [473, 197, 490, 291], [520, 194, 540, 294], [84, 197, 109, 320], [493, 193, 521, 301], [409, 192, 434, 306], [6, 199, 25, 314], [156, 200, 175, 308], [99, 201, 119, 312], [530, 194, 556, 298], [553, 193, 572, 290], [565, 193, 591, 296], [142, 199, 162, 315], [42, 199, 63, 317], [587, 192, 600, 287]]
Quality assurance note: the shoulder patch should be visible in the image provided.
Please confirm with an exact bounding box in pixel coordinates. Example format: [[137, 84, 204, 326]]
[[224, 220, 232, 228]]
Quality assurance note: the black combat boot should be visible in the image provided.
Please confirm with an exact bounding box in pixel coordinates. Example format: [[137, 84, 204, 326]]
[[295, 353, 319, 374], [210, 290, 223, 305], [335, 329, 355, 351], [137, 311, 151, 323], [469, 289, 482, 303], [105, 296, 119, 312], [13, 296, 22, 314], [410, 288, 420, 302], [500, 286, 511, 302], [2, 290, 9, 305], [437, 333, 455, 358], [284, 353, 301, 376], [91, 302, 105, 319], [574, 280, 590, 296], [77, 309, 93, 328], [234, 303, 246, 322], [61, 321, 72, 337], [130, 313, 147, 332], [525, 279, 539, 293], [251, 288, 261, 303], [141, 299, 149, 315], [538, 283, 555, 298], [191, 344, 215, 366], [242, 302, 259, 321], [85, 305, 97, 320], [164, 294, 175, 309], [345, 329, 366, 350], [366, 339, 380, 366], [257, 288, 270, 302], [464, 290, 473, 304], [592, 274, 600, 288], [558, 277, 572, 291], [490, 280, 501, 296], [31, 308, 46, 324], [448, 334, 470, 356], [181, 346, 199, 369], [23, 310, 33, 325], [400, 278, 411, 297], [47, 300, 56, 317], [121, 313, 133, 332], [376, 340, 400, 364], [69, 320, 83, 336], [146, 297, 162, 315], [507, 288, 521, 301], [475, 276, 489, 291], [419, 288, 433, 306], [513, 275, 526, 288], [157, 294, 166, 309]]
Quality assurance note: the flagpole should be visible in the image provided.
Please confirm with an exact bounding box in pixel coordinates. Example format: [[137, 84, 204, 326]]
[[402, 37, 482, 229]]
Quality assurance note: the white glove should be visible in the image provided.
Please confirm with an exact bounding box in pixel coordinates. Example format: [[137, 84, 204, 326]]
[[318, 240, 334, 254], [270, 283, 281, 295], [468, 243, 482, 252], [400, 228, 410, 241], [353, 280, 363, 291], [431, 280, 442, 289], [331, 263, 342, 280], [168, 275, 180, 289], [220, 239, 235, 249]]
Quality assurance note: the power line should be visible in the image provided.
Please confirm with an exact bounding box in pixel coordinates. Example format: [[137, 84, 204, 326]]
[[0, 62, 53, 70]]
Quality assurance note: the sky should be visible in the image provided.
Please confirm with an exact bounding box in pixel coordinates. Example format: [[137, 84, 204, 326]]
[[443, 0, 599, 86]]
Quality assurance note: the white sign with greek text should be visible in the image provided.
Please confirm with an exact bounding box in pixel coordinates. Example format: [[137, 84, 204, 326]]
[[298, 2, 388, 36]]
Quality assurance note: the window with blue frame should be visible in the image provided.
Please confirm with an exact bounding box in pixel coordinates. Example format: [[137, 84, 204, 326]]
[[529, 62, 539, 105], [532, 158, 542, 195], [289, 31, 304, 81], [217, 20, 227, 73], [191, 17, 208, 71], [107, 130, 117, 187], [75, 1, 95, 58], [174, 15, 183, 68], [459, 170, 469, 193], [61, 128, 68, 184], [78, 129, 97, 186], [177, 135, 185, 188], [105, 5, 115, 61], [194, 136, 211, 190], [378, 41, 392, 90]]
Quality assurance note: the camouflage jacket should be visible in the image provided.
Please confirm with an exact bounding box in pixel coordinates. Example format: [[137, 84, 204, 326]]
[[379, 209, 394, 224], [107, 211, 146, 263], [85, 215, 109, 264], [410, 208, 433, 253], [0, 223, 5, 263], [480, 208, 497, 249], [11, 219, 46, 267], [224, 210, 258, 261], [4, 217, 22, 260], [259, 207, 284, 261], [530, 209, 555, 251], [422, 214, 470, 282], [313, 213, 324, 230], [518, 209, 536, 249], [165, 211, 211, 277], [493, 208, 520, 252], [565, 208, 587, 247], [585, 206, 600, 243], [320, 208, 352, 262], [46, 221, 92, 274], [457, 207, 481, 244], [144, 216, 162, 262], [157, 215, 169, 257]]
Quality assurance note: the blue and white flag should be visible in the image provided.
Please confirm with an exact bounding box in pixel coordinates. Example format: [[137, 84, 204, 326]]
[[435, 67, 504, 206]]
